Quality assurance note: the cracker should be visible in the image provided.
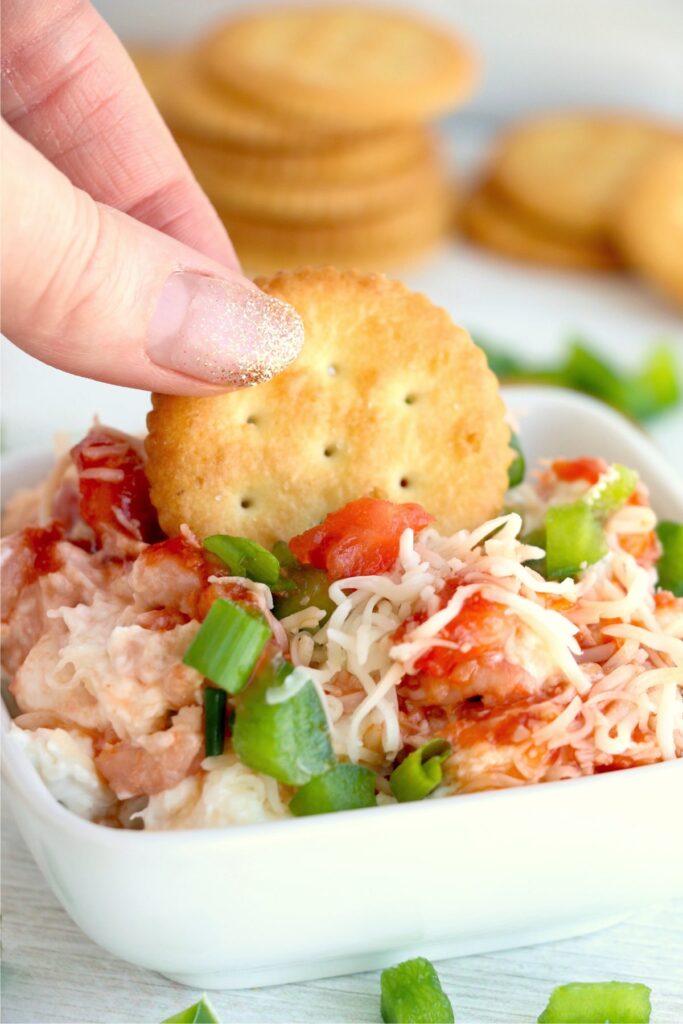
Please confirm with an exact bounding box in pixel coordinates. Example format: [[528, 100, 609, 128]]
[[175, 125, 434, 186], [146, 268, 512, 547], [613, 143, 683, 307], [180, 135, 444, 224], [217, 187, 452, 272], [140, 50, 331, 151], [461, 181, 619, 271], [200, 7, 478, 130], [491, 112, 678, 240]]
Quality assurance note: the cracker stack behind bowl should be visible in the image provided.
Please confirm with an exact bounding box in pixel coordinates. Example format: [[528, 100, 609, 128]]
[[131, 5, 479, 273]]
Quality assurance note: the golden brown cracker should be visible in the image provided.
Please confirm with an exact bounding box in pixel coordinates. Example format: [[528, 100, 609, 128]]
[[461, 181, 619, 271], [180, 134, 444, 224], [613, 143, 683, 307], [146, 269, 512, 547], [491, 112, 679, 241], [200, 7, 478, 131], [217, 187, 453, 273]]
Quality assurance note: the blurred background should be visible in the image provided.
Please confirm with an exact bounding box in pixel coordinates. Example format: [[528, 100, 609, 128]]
[[2, 0, 682, 466]]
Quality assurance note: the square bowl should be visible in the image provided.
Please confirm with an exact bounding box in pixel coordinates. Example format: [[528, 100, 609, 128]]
[[2, 386, 682, 990]]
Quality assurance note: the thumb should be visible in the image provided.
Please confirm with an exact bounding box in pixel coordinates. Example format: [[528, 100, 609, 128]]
[[0, 123, 303, 394]]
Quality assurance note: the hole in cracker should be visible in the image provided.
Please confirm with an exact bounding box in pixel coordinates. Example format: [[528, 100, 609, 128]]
[[240, 498, 253, 510], [400, 477, 410, 489], [327, 365, 338, 377], [404, 394, 417, 405], [246, 415, 259, 425], [323, 445, 336, 458]]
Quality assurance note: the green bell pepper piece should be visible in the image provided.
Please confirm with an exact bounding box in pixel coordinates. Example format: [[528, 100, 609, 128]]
[[232, 657, 334, 785], [507, 432, 526, 488], [289, 763, 377, 816], [381, 957, 455, 1023], [273, 566, 336, 626], [538, 981, 651, 1023], [656, 520, 683, 596], [582, 464, 638, 519], [163, 995, 220, 1023], [545, 502, 608, 580]]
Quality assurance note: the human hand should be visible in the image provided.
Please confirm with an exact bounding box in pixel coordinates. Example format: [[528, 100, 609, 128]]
[[0, 0, 303, 394]]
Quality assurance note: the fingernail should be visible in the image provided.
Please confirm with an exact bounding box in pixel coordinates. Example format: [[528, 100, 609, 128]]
[[147, 271, 304, 386]]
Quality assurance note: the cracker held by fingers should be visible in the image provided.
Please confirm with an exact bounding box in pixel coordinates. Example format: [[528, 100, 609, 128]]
[[146, 268, 512, 546], [199, 6, 479, 131]]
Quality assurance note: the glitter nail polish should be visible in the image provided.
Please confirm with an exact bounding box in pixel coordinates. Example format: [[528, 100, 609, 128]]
[[147, 271, 304, 387]]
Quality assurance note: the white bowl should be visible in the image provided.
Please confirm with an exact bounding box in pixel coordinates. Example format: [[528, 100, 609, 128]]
[[2, 387, 683, 990]]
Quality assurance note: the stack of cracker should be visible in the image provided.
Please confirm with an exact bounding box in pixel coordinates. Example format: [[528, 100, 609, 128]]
[[133, 6, 478, 273], [462, 111, 683, 299]]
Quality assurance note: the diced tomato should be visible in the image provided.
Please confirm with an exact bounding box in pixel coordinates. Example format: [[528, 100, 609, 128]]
[[288, 497, 433, 580], [552, 457, 607, 485], [71, 427, 161, 546]]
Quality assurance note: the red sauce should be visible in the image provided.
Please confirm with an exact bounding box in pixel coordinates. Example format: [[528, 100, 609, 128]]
[[1, 523, 64, 621]]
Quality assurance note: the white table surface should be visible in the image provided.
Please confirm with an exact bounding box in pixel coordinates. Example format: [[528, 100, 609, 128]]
[[2, 799, 682, 1024]]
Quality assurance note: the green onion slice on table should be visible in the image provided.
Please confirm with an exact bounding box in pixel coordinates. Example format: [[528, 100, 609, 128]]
[[162, 995, 220, 1023], [390, 739, 452, 803], [183, 598, 270, 694], [537, 981, 651, 1023], [232, 658, 334, 786], [656, 521, 683, 596], [289, 763, 377, 816], [380, 957, 455, 1024], [203, 686, 227, 758]]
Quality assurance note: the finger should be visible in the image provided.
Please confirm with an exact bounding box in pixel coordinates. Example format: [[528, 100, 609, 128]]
[[0, 125, 303, 395], [1, 0, 237, 267]]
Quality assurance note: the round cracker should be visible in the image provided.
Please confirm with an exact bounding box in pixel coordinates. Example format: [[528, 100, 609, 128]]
[[491, 113, 679, 240], [180, 135, 444, 224], [461, 181, 619, 271], [200, 7, 478, 130], [613, 143, 683, 307], [139, 50, 336, 151], [217, 187, 453, 273], [146, 269, 512, 547]]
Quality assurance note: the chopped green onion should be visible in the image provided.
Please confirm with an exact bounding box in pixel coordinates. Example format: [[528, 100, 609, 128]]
[[162, 994, 220, 1023], [204, 534, 281, 586], [545, 502, 608, 580], [380, 957, 454, 1024], [656, 520, 683, 596], [537, 981, 651, 1023], [289, 763, 377, 816], [390, 739, 452, 803], [583, 464, 638, 519], [271, 539, 300, 569], [273, 566, 336, 626], [203, 686, 227, 757], [508, 431, 526, 488], [183, 598, 269, 693], [232, 657, 334, 785]]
